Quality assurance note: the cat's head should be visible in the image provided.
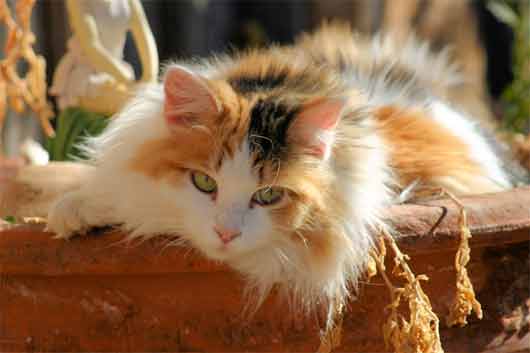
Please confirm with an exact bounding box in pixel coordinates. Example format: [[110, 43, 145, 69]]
[[130, 57, 377, 307]]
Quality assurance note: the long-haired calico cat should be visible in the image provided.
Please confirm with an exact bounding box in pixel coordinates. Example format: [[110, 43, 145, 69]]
[[47, 23, 525, 316]]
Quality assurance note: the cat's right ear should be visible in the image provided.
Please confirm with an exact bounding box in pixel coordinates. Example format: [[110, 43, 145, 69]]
[[163, 65, 220, 129], [288, 98, 345, 160]]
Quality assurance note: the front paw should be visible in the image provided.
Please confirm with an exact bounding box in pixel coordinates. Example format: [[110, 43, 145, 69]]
[[47, 192, 92, 239]]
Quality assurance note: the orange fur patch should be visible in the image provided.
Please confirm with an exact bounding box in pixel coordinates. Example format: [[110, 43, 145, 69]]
[[130, 81, 255, 181], [129, 131, 217, 184], [212, 81, 253, 160], [375, 106, 493, 192], [268, 156, 345, 266]]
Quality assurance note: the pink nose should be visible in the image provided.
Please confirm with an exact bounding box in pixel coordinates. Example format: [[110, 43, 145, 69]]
[[214, 226, 241, 244]]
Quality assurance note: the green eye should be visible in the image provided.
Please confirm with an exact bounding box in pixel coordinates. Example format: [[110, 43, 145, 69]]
[[191, 171, 217, 194], [252, 186, 285, 206]]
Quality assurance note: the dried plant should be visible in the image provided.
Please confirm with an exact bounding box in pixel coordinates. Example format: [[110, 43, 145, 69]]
[[0, 0, 54, 145], [319, 188, 487, 352], [374, 232, 444, 353], [443, 192, 483, 327]]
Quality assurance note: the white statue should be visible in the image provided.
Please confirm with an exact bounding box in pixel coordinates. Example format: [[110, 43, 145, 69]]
[[50, 0, 159, 115], [0, 0, 160, 220]]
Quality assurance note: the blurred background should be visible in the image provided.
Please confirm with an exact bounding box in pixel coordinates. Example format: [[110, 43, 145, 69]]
[[0, 0, 528, 157]]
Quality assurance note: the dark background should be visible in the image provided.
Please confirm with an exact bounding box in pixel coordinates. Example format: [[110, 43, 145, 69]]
[[32, 0, 514, 100]]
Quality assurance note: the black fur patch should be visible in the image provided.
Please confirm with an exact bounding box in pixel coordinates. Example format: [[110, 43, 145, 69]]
[[229, 73, 288, 94], [247, 99, 298, 163]]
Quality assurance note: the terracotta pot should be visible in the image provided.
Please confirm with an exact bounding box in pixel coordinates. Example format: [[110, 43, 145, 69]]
[[1, 188, 529, 352]]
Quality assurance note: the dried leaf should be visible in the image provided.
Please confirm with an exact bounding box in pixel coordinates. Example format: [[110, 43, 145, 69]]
[[0, 0, 54, 142], [366, 254, 378, 280], [444, 194, 483, 327], [373, 230, 444, 353]]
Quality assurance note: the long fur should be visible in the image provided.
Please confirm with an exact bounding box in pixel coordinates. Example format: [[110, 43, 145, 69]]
[[47, 23, 520, 320]]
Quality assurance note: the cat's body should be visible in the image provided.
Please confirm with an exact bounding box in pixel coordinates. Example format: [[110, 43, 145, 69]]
[[48, 24, 524, 314]]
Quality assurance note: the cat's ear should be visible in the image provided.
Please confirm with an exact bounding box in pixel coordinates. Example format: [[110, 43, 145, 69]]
[[289, 98, 345, 160], [163, 65, 220, 129]]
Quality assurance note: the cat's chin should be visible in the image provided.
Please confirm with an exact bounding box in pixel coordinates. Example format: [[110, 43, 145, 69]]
[[199, 241, 259, 263], [200, 243, 239, 262]]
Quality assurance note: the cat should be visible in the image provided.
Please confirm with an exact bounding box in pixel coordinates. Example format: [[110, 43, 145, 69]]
[[47, 23, 524, 317]]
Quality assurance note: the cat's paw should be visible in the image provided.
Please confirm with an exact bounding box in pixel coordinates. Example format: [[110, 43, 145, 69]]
[[47, 191, 110, 239], [47, 192, 87, 239]]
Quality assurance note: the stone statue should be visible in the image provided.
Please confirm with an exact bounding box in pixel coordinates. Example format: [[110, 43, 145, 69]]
[[50, 0, 159, 115]]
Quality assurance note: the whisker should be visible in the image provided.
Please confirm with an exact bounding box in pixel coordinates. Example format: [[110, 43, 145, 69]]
[[249, 134, 274, 146], [161, 236, 188, 251], [293, 230, 310, 249], [272, 158, 281, 186], [358, 280, 386, 286], [276, 248, 295, 269]]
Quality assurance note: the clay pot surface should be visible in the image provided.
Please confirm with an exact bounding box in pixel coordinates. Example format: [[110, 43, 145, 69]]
[[1, 188, 529, 352]]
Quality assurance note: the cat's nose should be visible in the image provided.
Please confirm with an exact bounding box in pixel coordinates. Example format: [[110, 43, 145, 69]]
[[214, 226, 241, 244]]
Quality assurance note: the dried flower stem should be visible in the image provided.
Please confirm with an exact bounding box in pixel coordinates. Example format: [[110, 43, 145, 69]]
[[374, 230, 444, 353], [0, 0, 54, 147], [441, 191, 483, 327], [319, 187, 484, 352]]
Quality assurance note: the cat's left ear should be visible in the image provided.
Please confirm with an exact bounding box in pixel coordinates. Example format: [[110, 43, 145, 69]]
[[163, 65, 220, 129], [289, 98, 345, 160]]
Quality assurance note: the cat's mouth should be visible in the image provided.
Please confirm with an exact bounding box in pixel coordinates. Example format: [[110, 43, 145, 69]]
[[218, 242, 231, 251], [200, 242, 236, 261], [207, 238, 252, 261], [196, 232, 263, 262]]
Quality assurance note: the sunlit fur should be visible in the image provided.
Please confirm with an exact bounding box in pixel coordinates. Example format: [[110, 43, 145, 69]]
[[48, 23, 521, 319]]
